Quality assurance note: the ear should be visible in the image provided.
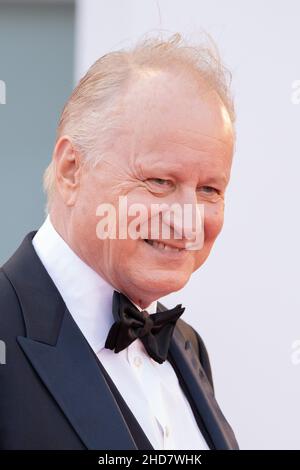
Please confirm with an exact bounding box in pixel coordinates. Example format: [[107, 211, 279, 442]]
[[53, 135, 82, 206]]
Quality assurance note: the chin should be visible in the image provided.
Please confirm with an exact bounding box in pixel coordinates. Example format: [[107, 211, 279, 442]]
[[130, 270, 191, 301]]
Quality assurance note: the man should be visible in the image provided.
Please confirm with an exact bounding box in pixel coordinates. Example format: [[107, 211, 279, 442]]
[[0, 34, 238, 450]]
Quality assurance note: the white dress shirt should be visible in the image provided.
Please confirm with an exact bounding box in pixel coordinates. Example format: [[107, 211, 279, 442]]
[[32, 216, 209, 450]]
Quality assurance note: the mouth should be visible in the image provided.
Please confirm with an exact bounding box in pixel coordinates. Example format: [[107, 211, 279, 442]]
[[143, 239, 186, 253]]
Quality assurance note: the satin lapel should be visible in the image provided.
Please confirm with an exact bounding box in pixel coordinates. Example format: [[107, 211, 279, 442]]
[[17, 309, 138, 450], [168, 324, 238, 450]]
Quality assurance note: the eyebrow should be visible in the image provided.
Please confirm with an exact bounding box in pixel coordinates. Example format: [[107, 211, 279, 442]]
[[140, 160, 229, 187], [199, 174, 229, 186]]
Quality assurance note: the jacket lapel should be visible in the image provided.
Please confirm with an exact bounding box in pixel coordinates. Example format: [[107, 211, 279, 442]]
[[17, 311, 139, 450], [3, 232, 138, 450], [167, 322, 239, 450]]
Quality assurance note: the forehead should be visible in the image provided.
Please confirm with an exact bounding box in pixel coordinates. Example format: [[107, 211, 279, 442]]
[[121, 70, 234, 146], [110, 72, 233, 176]]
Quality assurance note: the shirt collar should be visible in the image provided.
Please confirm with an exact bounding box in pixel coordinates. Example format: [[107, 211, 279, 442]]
[[32, 215, 157, 354]]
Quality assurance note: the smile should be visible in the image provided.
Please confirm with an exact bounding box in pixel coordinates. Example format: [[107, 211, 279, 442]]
[[144, 239, 185, 253]]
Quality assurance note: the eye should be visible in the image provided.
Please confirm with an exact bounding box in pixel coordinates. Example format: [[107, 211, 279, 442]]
[[197, 186, 219, 194], [196, 186, 221, 201], [147, 178, 173, 186], [144, 178, 174, 196]]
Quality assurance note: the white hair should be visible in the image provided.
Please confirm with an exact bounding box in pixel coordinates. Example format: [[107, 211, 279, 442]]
[[44, 32, 235, 210]]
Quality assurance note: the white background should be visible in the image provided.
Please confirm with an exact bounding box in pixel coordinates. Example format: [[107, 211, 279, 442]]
[[76, 0, 300, 449]]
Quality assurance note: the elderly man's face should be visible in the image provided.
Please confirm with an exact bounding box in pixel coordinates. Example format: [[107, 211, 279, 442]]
[[63, 72, 234, 307]]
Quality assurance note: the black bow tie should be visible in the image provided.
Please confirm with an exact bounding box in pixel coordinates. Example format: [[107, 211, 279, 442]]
[[105, 291, 185, 364]]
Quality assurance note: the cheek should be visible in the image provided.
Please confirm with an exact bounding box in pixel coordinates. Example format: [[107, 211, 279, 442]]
[[192, 205, 224, 272], [204, 203, 224, 245]]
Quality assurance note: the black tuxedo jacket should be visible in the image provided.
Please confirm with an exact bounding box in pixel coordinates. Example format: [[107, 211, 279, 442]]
[[0, 232, 239, 450]]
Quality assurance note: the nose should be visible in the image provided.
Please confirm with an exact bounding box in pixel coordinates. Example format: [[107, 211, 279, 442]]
[[162, 189, 204, 249]]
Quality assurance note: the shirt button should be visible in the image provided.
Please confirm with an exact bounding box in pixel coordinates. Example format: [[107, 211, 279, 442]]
[[165, 425, 170, 438], [133, 356, 142, 368]]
